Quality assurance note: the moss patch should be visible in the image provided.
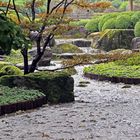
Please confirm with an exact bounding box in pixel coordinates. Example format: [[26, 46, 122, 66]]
[[52, 43, 83, 54]]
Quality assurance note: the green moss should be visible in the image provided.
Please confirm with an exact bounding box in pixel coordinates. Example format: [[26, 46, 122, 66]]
[[52, 43, 83, 54], [0, 65, 23, 75], [84, 54, 140, 78], [0, 85, 45, 106]]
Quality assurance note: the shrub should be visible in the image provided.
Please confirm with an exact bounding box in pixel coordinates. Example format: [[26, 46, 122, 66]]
[[77, 19, 90, 26], [134, 22, 140, 37], [115, 15, 132, 29], [69, 21, 78, 27], [131, 12, 140, 25], [119, 2, 128, 11], [102, 18, 116, 31], [112, 0, 122, 8], [98, 13, 118, 31], [0, 65, 23, 75], [85, 18, 100, 32]]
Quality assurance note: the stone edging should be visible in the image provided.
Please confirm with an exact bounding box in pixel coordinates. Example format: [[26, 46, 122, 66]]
[[84, 73, 140, 85], [0, 96, 46, 116]]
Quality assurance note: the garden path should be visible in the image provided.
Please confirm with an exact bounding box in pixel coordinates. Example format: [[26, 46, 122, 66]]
[[0, 66, 140, 140]]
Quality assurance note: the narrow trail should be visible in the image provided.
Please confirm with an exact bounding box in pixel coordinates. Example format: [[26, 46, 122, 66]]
[[0, 66, 140, 140]]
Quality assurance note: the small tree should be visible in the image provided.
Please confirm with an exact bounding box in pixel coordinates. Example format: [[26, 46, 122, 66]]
[[0, 0, 78, 74]]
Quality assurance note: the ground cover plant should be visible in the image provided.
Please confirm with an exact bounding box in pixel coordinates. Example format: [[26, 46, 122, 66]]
[[0, 85, 45, 106], [84, 53, 140, 78]]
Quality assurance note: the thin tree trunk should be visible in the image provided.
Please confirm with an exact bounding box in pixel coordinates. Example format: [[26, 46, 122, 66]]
[[21, 48, 29, 74], [129, 0, 133, 11]]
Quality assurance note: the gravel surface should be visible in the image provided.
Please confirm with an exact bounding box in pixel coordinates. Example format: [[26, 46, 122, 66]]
[[0, 66, 140, 140]]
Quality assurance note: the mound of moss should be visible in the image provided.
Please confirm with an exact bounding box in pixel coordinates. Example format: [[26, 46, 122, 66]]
[[0, 85, 45, 106], [84, 54, 140, 78], [0, 62, 23, 76], [52, 43, 83, 54], [0, 71, 74, 104]]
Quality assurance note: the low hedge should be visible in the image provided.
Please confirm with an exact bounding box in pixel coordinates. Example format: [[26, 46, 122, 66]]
[[0, 71, 74, 104], [115, 15, 133, 29]]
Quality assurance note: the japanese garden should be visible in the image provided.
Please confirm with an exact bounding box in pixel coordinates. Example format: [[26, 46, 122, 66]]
[[0, 0, 140, 139]]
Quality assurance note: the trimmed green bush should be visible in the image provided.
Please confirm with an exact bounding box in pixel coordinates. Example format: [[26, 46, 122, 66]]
[[0, 71, 74, 104], [85, 18, 99, 32], [134, 22, 140, 37], [98, 13, 118, 31], [102, 18, 116, 31], [77, 19, 90, 26], [115, 15, 132, 29], [52, 43, 83, 54], [131, 12, 140, 25]]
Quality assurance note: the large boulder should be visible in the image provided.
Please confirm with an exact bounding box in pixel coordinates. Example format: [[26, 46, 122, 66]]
[[72, 39, 91, 47], [0, 71, 74, 104], [29, 47, 52, 66], [132, 37, 140, 50], [95, 29, 135, 51]]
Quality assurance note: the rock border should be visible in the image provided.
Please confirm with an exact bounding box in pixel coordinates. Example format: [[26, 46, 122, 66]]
[[84, 73, 140, 85], [0, 96, 46, 116]]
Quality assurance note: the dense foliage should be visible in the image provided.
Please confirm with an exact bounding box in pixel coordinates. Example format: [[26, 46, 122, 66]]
[[0, 14, 29, 54]]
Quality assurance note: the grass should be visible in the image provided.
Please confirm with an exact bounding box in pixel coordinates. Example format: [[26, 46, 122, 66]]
[[84, 53, 140, 78], [0, 85, 45, 106]]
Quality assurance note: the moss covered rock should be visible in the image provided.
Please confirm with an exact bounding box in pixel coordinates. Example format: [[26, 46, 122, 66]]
[[96, 29, 135, 51], [52, 43, 83, 54], [0, 71, 74, 104]]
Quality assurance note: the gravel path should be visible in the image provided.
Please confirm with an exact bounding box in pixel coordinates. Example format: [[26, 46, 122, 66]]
[[0, 66, 140, 140]]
